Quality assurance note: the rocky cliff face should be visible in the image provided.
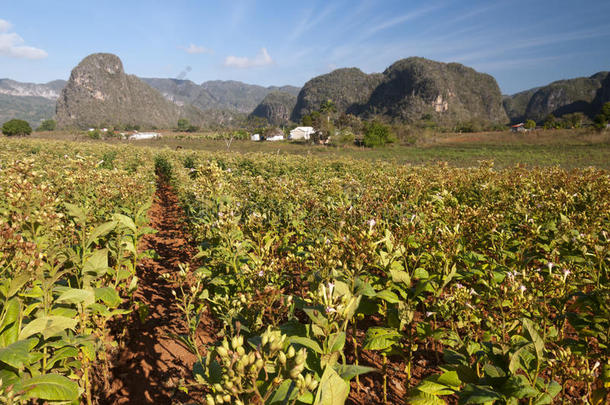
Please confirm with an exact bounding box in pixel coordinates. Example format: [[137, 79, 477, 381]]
[[291, 58, 507, 125], [504, 72, 609, 123], [56, 53, 182, 129], [291, 68, 383, 122], [250, 91, 297, 125], [363, 58, 508, 124]]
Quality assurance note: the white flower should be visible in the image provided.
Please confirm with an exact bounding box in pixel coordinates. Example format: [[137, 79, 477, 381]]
[[227, 168, 232, 173], [367, 219, 376, 229], [325, 306, 337, 314], [425, 311, 435, 318], [547, 262, 555, 272], [258, 270, 264, 277], [327, 282, 335, 297], [455, 283, 464, 289], [469, 288, 479, 296], [519, 285, 526, 294]]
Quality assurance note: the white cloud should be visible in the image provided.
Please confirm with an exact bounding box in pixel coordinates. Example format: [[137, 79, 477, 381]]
[[224, 48, 273, 68], [0, 19, 12, 33], [0, 19, 47, 59], [183, 43, 213, 54]]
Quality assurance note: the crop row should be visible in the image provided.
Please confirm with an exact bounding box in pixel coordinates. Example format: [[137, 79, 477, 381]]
[[164, 152, 609, 404], [0, 140, 156, 403]]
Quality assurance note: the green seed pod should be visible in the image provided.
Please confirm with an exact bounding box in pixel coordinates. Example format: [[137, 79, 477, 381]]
[[304, 374, 312, 386], [222, 339, 230, 351], [213, 383, 223, 392], [261, 334, 269, 347], [231, 337, 239, 350], [248, 352, 256, 364], [235, 400, 244, 405], [205, 394, 215, 405], [225, 381, 233, 390], [236, 346, 245, 356], [287, 346, 295, 358], [309, 379, 319, 391], [278, 351, 286, 365], [223, 394, 231, 403], [255, 358, 264, 370], [215, 394, 224, 404], [216, 346, 228, 358], [289, 367, 300, 379], [295, 349, 306, 366]]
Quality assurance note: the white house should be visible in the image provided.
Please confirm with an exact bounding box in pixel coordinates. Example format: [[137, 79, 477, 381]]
[[129, 132, 160, 140], [266, 134, 284, 142], [289, 126, 315, 140], [251, 133, 261, 141]]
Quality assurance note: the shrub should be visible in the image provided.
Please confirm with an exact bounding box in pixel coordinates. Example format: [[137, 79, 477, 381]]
[[177, 118, 190, 132], [88, 129, 102, 139], [524, 119, 536, 130], [363, 121, 396, 147], [333, 129, 355, 146], [2, 119, 32, 136], [37, 119, 57, 131]]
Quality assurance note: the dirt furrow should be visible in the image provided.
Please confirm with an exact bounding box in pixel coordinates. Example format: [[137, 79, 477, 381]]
[[100, 181, 206, 404]]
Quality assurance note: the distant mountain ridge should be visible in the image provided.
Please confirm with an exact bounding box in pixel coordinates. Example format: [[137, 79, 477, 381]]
[[2, 52, 608, 129], [141, 77, 300, 113], [0, 79, 67, 100], [291, 57, 508, 126], [503, 72, 610, 123]]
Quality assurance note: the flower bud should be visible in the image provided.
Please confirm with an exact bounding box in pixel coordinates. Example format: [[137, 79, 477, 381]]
[[287, 346, 295, 358], [223, 394, 231, 403], [295, 349, 306, 366], [278, 351, 286, 365], [205, 395, 215, 405], [215, 394, 224, 404]]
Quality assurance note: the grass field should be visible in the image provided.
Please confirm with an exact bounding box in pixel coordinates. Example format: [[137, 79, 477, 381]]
[[30, 128, 610, 169]]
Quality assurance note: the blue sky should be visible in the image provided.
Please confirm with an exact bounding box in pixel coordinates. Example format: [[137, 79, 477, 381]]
[[1, 0, 609, 94]]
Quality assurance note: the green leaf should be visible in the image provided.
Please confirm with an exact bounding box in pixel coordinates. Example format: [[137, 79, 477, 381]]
[[113, 213, 137, 233], [314, 366, 350, 405], [8, 274, 30, 298], [459, 384, 502, 404], [417, 379, 456, 396], [363, 327, 401, 351], [329, 332, 346, 353], [83, 249, 109, 276], [0, 298, 21, 346], [0, 338, 37, 368], [335, 364, 377, 380], [390, 268, 410, 285], [94, 287, 122, 308], [86, 221, 116, 248], [521, 318, 544, 362], [501, 375, 537, 399], [21, 373, 79, 401], [290, 336, 323, 354], [267, 379, 298, 404], [375, 289, 400, 304], [64, 203, 86, 224], [407, 391, 446, 405], [19, 316, 78, 340], [56, 288, 95, 307]]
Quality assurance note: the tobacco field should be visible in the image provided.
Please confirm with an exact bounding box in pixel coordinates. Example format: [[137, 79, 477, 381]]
[[0, 138, 608, 404]]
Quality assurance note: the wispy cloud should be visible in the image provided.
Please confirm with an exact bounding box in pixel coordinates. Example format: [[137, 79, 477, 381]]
[[0, 19, 47, 59], [452, 27, 610, 64], [0, 18, 12, 33], [225, 47, 273, 68], [182, 43, 213, 54], [365, 3, 444, 37], [287, 2, 341, 43]]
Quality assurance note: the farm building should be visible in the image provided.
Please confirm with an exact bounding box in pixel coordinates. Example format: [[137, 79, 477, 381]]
[[129, 132, 160, 140], [251, 133, 261, 141], [289, 126, 315, 140], [511, 123, 526, 132]]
